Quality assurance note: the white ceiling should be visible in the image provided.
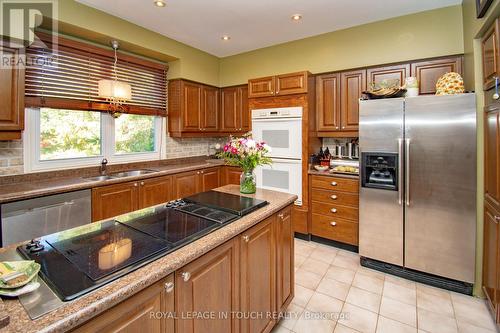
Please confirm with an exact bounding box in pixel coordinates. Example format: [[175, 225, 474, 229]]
[[76, 0, 462, 57]]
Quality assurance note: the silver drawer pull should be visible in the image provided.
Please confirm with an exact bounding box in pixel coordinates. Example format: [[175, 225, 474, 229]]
[[165, 281, 174, 293], [331, 181, 337, 186], [495, 216, 500, 223], [330, 195, 337, 200], [242, 235, 250, 242], [330, 208, 337, 213], [278, 213, 284, 219], [181, 272, 191, 282], [330, 222, 337, 226]]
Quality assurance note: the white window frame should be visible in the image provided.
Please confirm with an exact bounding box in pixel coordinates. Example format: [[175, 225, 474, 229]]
[[24, 108, 166, 173]]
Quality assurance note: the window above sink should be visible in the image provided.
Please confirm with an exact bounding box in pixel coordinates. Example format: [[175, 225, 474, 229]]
[[24, 108, 166, 173]]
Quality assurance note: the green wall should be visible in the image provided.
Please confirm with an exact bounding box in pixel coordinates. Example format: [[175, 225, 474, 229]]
[[57, 0, 220, 86], [219, 5, 464, 86]]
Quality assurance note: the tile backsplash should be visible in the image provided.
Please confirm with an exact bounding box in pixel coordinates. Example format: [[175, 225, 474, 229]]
[[0, 137, 229, 177]]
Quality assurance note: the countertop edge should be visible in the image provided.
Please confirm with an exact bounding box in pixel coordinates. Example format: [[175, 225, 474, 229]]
[[3, 186, 297, 333]]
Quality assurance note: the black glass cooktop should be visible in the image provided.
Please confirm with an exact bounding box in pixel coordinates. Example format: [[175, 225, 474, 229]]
[[184, 191, 268, 216]]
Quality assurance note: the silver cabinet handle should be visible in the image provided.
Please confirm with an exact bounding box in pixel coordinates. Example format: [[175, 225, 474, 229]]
[[242, 235, 250, 242], [495, 216, 500, 223], [335, 126, 339, 129], [200, 170, 204, 174], [134, 183, 138, 187], [330, 195, 337, 200], [494, 77, 499, 100], [330, 221, 337, 226], [165, 281, 174, 293], [331, 181, 337, 186], [181, 272, 191, 282], [397, 138, 403, 205], [140, 181, 145, 186], [405, 139, 411, 206], [330, 208, 337, 213], [196, 171, 200, 175], [278, 213, 284, 219]]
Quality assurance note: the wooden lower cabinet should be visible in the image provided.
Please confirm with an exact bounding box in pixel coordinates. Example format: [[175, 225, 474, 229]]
[[92, 181, 139, 221], [72, 274, 175, 333], [276, 206, 294, 313], [176, 239, 239, 333], [240, 215, 276, 333], [223, 166, 242, 185], [139, 176, 173, 209], [200, 167, 221, 192], [483, 201, 499, 319], [174, 171, 200, 198]]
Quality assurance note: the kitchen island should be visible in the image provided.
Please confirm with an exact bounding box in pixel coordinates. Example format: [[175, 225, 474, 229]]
[[0, 185, 296, 333]]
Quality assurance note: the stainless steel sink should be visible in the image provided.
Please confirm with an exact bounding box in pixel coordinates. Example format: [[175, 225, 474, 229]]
[[108, 169, 159, 178], [82, 175, 115, 182]]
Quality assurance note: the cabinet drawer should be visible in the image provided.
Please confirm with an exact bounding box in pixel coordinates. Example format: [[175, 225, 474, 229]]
[[311, 202, 359, 222], [311, 214, 358, 245], [311, 189, 358, 207], [311, 175, 359, 193]]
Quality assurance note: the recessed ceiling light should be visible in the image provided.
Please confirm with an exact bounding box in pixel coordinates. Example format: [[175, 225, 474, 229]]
[[291, 14, 302, 21], [154, 0, 166, 7], [221, 35, 231, 41]]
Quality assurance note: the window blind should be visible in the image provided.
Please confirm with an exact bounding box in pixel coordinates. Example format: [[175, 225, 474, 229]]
[[25, 34, 167, 116]]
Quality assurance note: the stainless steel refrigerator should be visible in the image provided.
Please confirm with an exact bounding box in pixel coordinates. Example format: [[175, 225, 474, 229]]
[[358, 94, 476, 288]]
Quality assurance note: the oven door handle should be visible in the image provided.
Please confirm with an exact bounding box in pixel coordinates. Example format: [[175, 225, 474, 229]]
[[398, 138, 403, 205]]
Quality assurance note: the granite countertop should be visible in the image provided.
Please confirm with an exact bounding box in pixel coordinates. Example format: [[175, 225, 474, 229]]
[[0, 159, 225, 204], [308, 169, 359, 179], [0, 185, 297, 333]]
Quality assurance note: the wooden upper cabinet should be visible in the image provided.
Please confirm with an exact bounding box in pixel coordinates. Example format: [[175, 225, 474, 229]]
[[201, 86, 219, 131], [92, 181, 139, 222], [239, 85, 250, 132], [248, 76, 275, 98], [340, 70, 366, 131], [240, 216, 276, 333], [316, 73, 341, 131], [276, 71, 308, 96], [182, 81, 202, 131], [276, 206, 294, 313], [200, 167, 221, 192], [411, 57, 463, 95], [367, 64, 410, 89], [73, 275, 174, 333], [174, 170, 200, 199], [139, 176, 173, 209], [485, 104, 500, 208], [221, 86, 240, 131], [482, 19, 500, 90], [0, 43, 24, 140], [176, 239, 239, 333]]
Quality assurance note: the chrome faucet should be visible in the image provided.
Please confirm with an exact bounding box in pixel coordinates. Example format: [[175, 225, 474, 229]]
[[100, 158, 108, 175]]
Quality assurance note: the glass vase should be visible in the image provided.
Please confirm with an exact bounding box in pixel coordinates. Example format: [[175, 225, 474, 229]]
[[240, 169, 256, 194]]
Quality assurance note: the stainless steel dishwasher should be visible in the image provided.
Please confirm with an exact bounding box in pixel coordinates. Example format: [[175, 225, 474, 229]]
[[0, 190, 91, 246]]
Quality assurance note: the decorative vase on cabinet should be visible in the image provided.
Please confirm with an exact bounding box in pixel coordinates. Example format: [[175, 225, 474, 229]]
[[240, 169, 257, 194]]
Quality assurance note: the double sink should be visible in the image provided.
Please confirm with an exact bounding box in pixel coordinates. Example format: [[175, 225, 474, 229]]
[[82, 169, 159, 182]]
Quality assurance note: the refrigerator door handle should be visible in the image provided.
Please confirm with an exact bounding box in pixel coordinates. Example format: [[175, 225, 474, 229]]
[[405, 138, 411, 206], [398, 138, 403, 205]]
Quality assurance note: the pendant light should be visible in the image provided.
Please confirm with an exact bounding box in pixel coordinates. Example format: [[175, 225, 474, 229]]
[[98, 40, 132, 118]]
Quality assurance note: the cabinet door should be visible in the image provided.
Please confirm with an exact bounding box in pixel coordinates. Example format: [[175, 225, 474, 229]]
[[483, 20, 500, 90], [92, 182, 139, 221], [224, 166, 242, 185], [276, 206, 294, 313], [0, 44, 24, 137], [340, 70, 366, 131], [411, 57, 463, 94], [483, 203, 499, 313], [221, 87, 240, 132], [73, 275, 174, 333], [248, 76, 275, 98], [367, 64, 410, 89], [174, 171, 200, 198], [202, 86, 219, 131], [182, 81, 202, 131], [485, 105, 500, 208], [200, 167, 221, 192], [240, 216, 276, 333], [276, 71, 308, 96], [139, 176, 173, 209], [176, 239, 239, 333], [239, 86, 250, 132], [316, 73, 341, 131]]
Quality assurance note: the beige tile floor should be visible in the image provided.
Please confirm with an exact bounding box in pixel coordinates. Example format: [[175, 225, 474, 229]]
[[272, 238, 497, 333]]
